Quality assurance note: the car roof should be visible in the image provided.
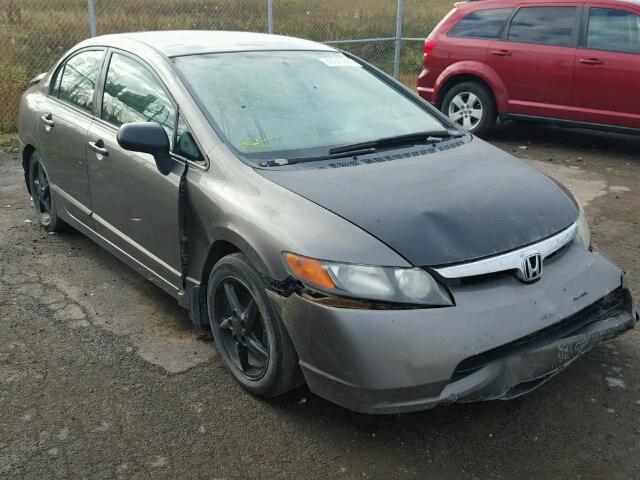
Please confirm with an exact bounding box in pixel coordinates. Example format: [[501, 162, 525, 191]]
[[86, 30, 336, 58], [463, 0, 640, 7]]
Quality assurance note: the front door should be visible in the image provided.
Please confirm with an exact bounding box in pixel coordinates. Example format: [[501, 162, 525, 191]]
[[87, 50, 184, 292], [572, 5, 640, 128], [36, 49, 105, 225], [486, 5, 580, 119]]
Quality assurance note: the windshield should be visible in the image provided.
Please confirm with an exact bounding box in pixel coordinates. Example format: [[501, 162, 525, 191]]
[[173, 50, 447, 159]]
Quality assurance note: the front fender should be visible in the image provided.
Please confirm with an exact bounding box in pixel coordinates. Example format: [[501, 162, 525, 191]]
[[185, 144, 411, 288], [434, 61, 508, 113]]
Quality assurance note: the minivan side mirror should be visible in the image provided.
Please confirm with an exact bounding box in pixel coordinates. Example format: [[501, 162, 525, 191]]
[[117, 122, 173, 175]]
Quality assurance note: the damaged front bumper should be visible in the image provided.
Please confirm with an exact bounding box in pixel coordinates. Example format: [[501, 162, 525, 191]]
[[437, 300, 635, 405], [275, 246, 636, 414]]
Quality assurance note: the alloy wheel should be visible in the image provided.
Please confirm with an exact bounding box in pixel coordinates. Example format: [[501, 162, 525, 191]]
[[31, 161, 52, 225], [213, 277, 270, 380], [448, 92, 484, 131]]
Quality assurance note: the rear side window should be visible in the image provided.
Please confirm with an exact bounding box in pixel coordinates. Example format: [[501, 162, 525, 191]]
[[56, 50, 104, 112], [101, 53, 175, 141], [587, 8, 640, 54], [508, 7, 577, 47], [449, 8, 512, 39]]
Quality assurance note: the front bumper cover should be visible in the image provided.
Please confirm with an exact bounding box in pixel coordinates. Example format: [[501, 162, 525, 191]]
[[275, 246, 636, 414], [298, 296, 635, 414], [446, 308, 634, 403]]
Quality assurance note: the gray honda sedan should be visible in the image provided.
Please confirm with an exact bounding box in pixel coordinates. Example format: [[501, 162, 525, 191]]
[[18, 31, 636, 413]]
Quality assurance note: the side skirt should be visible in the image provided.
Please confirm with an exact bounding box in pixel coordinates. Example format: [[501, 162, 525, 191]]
[[501, 113, 640, 136]]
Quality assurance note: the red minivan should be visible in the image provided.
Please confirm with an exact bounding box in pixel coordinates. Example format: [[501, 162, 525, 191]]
[[418, 0, 640, 135]]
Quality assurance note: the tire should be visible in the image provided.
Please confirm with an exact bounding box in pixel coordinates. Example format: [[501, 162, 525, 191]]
[[207, 253, 303, 398], [441, 81, 497, 136], [28, 153, 68, 233]]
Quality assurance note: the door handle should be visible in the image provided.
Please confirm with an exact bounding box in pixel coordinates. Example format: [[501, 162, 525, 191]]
[[40, 114, 54, 128], [491, 49, 512, 57], [579, 58, 603, 65], [88, 140, 109, 157]]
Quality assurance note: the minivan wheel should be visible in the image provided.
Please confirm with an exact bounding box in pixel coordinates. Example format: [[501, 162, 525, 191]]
[[28, 153, 67, 232], [207, 253, 303, 398], [442, 82, 496, 136]]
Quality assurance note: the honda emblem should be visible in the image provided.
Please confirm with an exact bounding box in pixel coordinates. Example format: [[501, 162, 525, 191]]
[[518, 253, 543, 283]]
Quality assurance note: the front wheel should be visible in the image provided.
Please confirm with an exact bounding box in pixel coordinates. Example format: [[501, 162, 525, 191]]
[[207, 253, 303, 398], [441, 82, 496, 136]]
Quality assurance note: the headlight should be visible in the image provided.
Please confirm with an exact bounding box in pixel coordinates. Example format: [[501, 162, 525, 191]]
[[575, 203, 591, 250], [283, 252, 453, 306]]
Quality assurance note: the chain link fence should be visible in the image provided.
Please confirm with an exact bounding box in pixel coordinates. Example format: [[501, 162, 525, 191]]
[[0, 0, 452, 133]]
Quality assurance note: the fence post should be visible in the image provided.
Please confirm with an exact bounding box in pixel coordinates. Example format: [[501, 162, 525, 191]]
[[393, 0, 405, 80], [87, 0, 97, 37], [267, 0, 274, 34]]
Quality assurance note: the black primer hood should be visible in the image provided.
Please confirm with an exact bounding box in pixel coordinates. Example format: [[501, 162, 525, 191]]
[[257, 139, 578, 266]]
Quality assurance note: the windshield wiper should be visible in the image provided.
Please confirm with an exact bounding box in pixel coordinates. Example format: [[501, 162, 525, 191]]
[[328, 130, 465, 155], [257, 130, 466, 167], [259, 147, 377, 167]]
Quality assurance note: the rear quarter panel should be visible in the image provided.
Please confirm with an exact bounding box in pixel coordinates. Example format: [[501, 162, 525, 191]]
[[434, 61, 510, 111], [419, 4, 510, 111], [17, 84, 45, 155]]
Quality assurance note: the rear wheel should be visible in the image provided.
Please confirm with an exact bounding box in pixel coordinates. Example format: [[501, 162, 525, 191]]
[[28, 153, 67, 232], [207, 253, 303, 397], [441, 81, 496, 136]]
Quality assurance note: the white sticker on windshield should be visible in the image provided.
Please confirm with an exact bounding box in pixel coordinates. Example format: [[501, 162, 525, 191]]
[[318, 57, 362, 68]]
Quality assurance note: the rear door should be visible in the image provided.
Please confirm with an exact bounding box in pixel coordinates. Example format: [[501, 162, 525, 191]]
[[572, 5, 640, 128], [486, 4, 581, 118], [87, 50, 185, 292], [36, 49, 105, 226]]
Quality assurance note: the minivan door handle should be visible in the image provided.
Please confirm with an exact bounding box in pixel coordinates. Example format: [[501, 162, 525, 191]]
[[491, 49, 512, 57], [88, 140, 109, 157], [40, 114, 54, 128], [579, 58, 603, 65]]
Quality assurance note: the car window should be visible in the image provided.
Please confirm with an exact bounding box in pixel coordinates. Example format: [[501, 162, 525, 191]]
[[448, 8, 512, 39], [508, 7, 577, 47], [174, 114, 204, 163], [101, 52, 175, 142], [587, 8, 640, 54], [56, 50, 104, 112]]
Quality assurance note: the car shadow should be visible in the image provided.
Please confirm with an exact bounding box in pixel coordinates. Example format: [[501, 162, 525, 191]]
[[263, 335, 636, 477], [483, 120, 639, 162]]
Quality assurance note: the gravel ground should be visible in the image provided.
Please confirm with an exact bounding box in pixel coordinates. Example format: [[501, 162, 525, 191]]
[[1, 122, 639, 479]]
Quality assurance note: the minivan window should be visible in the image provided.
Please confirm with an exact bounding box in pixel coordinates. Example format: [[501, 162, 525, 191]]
[[448, 8, 512, 39], [101, 53, 175, 141], [173, 51, 447, 159], [56, 50, 104, 112], [587, 8, 640, 54], [508, 7, 577, 47]]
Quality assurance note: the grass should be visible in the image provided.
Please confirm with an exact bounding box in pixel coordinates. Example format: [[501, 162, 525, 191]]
[[0, 0, 454, 132], [0, 133, 19, 150], [0, 64, 29, 133]]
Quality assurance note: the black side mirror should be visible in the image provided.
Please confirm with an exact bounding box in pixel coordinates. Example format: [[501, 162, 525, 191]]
[[117, 122, 173, 175]]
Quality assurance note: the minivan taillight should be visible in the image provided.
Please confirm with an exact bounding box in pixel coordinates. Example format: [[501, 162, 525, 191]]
[[424, 39, 437, 58]]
